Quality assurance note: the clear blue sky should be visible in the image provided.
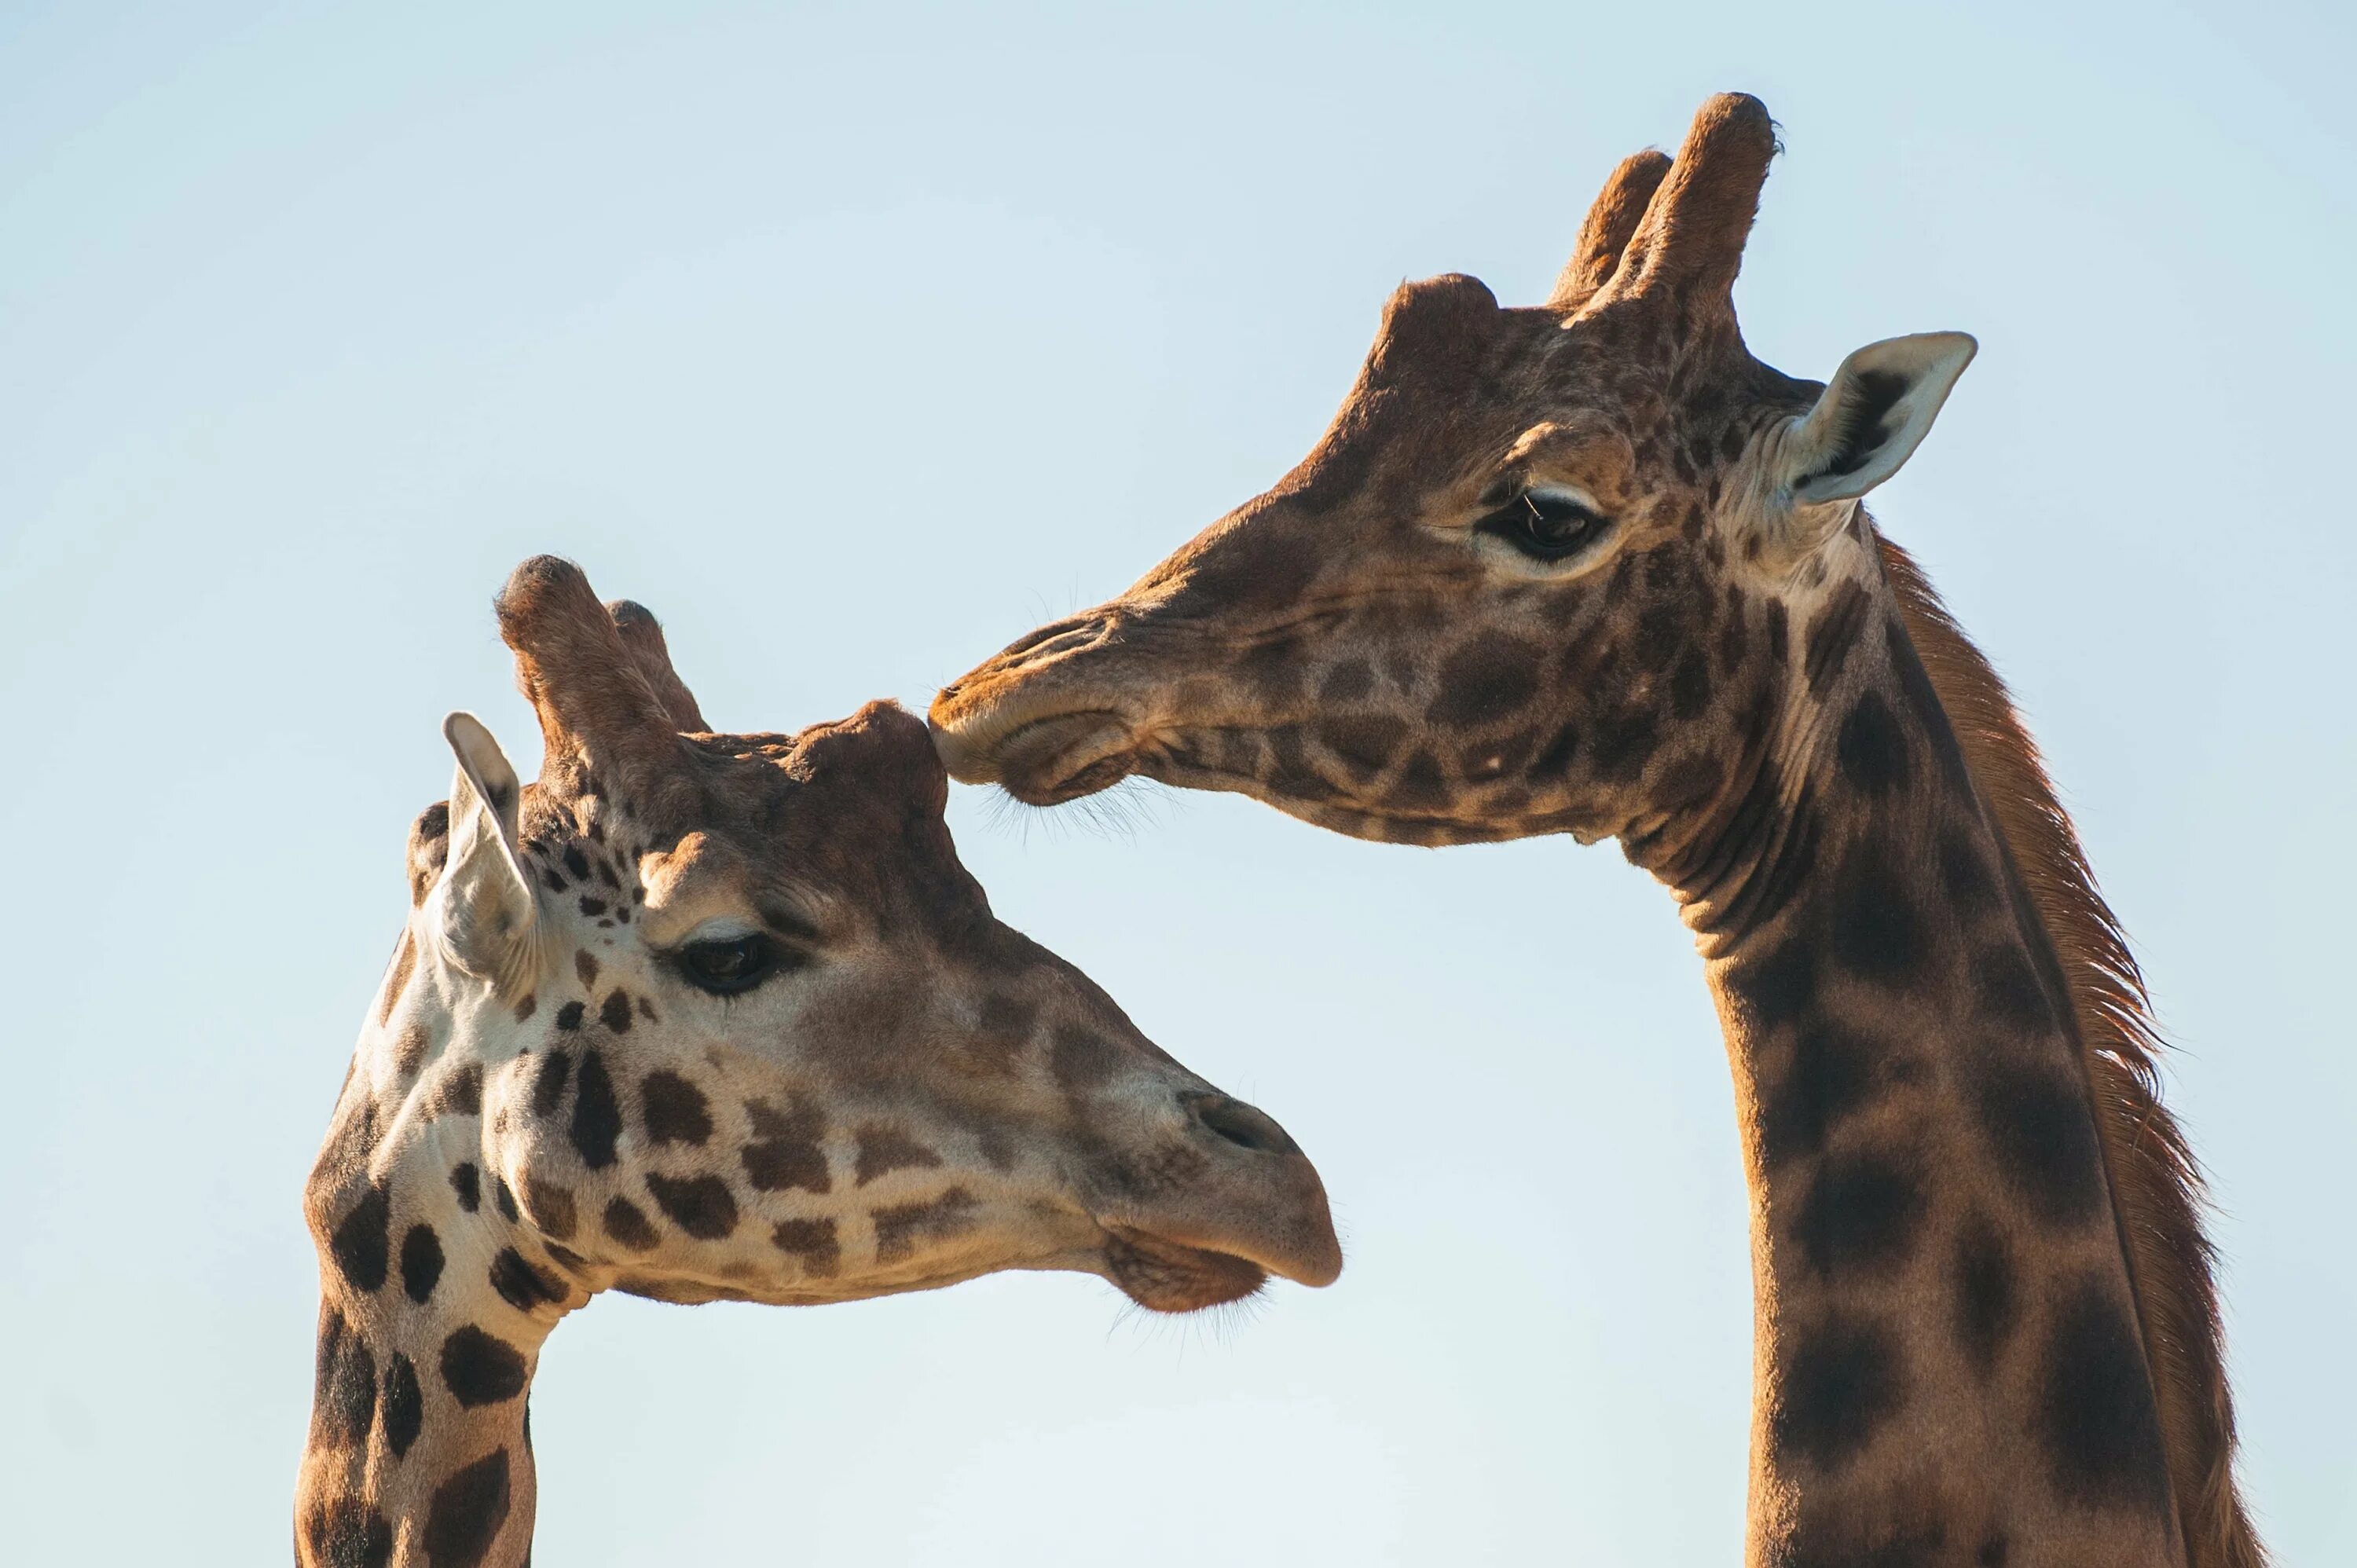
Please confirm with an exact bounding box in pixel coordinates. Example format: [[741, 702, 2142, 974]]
[[3, 2, 2351, 1563]]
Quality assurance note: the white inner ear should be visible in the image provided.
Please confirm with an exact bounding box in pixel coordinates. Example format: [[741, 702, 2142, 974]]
[[433, 712, 539, 988], [1782, 332, 1977, 506]]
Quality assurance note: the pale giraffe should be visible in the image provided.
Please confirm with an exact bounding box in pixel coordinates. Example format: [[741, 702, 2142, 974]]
[[931, 93, 2257, 1568], [296, 556, 1340, 1568]]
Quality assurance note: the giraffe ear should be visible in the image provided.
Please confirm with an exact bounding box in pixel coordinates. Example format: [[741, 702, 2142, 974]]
[[1776, 332, 1977, 507], [431, 712, 538, 984]]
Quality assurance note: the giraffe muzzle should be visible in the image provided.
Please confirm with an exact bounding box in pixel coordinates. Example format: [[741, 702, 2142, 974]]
[[1090, 1090, 1343, 1312]]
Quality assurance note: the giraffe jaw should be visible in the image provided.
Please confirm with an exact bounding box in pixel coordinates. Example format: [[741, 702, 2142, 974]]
[[1101, 1226, 1272, 1313], [965, 710, 1141, 805]]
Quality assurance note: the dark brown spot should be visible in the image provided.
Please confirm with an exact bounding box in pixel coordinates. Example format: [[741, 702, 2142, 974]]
[[1631, 602, 1683, 674], [530, 1050, 571, 1116], [1717, 602, 1747, 678], [569, 1048, 622, 1169], [1384, 750, 1450, 810], [1235, 635, 1303, 702], [435, 1062, 483, 1119], [872, 1186, 979, 1264], [400, 1223, 445, 1305], [742, 1096, 832, 1193], [394, 1024, 431, 1077], [1050, 1024, 1120, 1090], [313, 1310, 376, 1447], [1265, 722, 1338, 800], [303, 1497, 394, 1568], [382, 1352, 423, 1460], [554, 1001, 585, 1031], [520, 1177, 577, 1240], [968, 993, 1037, 1074], [574, 950, 599, 989], [1425, 636, 1541, 728], [1316, 715, 1407, 779], [640, 1071, 713, 1146], [1759, 1023, 1878, 1163], [1835, 691, 1910, 797], [489, 1247, 567, 1313], [602, 1196, 659, 1251], [1828, 848, 1928, 984], [598, 988, 633, 1034], [1974, 1065, 2106, 1228], [1587, 708, 1659, 782], [1972, 943, 2056, 1033], [449, 1163, 481, 1212], [2036, 1277, 2170, 1511], [772, 1216, 841, 1277], [1772, 1316, 1906, 1470], [1726, 939, 1816, 1035], [1887, 620, 1970, 789], [1531, 722, 1582, 777], [1804, 580, 1871, 698], [1793, 1149, 1928, 1278], [1937, 823, 2000, 915], [646, 1173, 739, 1240], [330, 1185, 391, 1294], [439, 1326, 527, 1407], [1319, 660, 1373, 703], [422, 1447, 511, 1568], [1955, 1213, 2018, 1376], [854, 1125, 944, 1185], [1669, 651, 1714, 720]]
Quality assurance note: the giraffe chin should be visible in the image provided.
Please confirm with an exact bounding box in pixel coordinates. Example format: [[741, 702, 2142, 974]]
[[991, 712, 1139, 805], [1102, 1226, 1270, 1313]]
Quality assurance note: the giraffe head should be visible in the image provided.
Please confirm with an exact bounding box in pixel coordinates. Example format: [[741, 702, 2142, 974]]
[[299, 558, 1340, 1565], [930, 93, 1974, 869], [309, 556, 1340, 1330]]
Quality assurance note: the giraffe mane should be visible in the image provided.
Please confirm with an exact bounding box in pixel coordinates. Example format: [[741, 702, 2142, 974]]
[[1877, 536, 2263, 1568]]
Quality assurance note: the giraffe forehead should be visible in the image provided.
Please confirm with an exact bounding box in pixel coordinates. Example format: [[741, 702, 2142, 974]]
[[632, 830, 827, 943]]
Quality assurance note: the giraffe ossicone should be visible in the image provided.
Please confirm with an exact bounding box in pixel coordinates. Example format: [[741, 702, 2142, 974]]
[[296, 555, 1339, 1568], [932, 92, 2260, 1568]]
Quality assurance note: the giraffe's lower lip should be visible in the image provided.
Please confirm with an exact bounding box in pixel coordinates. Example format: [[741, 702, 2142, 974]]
[[1102, 1225, 1269, 1313], [991, 712, 1138, 805]]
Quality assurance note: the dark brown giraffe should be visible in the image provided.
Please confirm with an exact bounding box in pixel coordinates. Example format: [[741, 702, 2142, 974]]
[[295, 556, 1340, 1568], [931, 93, 2257, 1568]]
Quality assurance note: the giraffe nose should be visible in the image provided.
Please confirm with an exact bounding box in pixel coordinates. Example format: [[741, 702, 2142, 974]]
[[1181, 1091, 1303, 1157]]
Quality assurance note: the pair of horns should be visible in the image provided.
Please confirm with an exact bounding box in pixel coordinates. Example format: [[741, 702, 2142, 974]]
[[1549, 92, 1779, 317], [495, 555, 708, 791]]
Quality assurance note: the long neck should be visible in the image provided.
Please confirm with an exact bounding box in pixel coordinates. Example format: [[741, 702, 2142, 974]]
[[1654, 585, 2184, 1567], [297, 1072, 571, 1568]]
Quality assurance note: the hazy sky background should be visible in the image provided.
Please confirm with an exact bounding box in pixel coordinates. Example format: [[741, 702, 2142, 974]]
[[4, 2, 2351, 1563]]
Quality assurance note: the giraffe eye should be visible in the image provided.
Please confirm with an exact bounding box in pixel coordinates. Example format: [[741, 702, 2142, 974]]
[[1479, 490, 1611, 563], [676, 934, 782, 995]]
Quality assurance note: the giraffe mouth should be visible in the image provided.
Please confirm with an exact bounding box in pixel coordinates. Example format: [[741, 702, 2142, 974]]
[[987, 712, 1141, 806], [1101, 1225, 1270, 1313]]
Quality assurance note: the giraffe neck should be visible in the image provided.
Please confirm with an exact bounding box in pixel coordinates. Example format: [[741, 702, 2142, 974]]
[[298, 1088, 570, 1568], [1648, 594, 2184, 1566]]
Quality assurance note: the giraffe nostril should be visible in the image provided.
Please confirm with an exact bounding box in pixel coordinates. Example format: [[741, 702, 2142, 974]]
[[1182, 1091, 1299, 1156]]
